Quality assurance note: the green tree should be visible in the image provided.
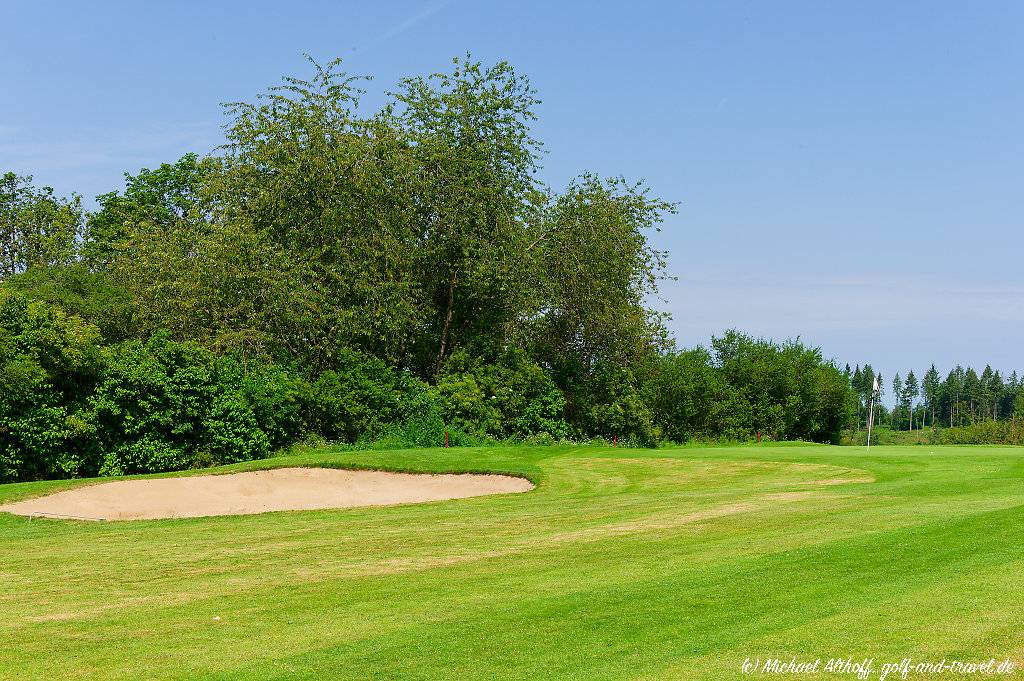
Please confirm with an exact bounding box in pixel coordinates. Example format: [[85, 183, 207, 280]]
[[942, 366, 965, 426], [4, 265, 136, 342], [84, 154, 212, 268], [100, 57, 676, 390], [852, 365, 864, 428], [859, 365, 877, 420], [892, 373, 904, 429], [0, 290, 104, 481], [979, 366, 995, 420], [964, 368, 983, 421], [0, 172, 82, 280], [391, 55, 546, 374], [986, 367, 1004, 420], [922, 364, 941, 427], [206, 56, 427, 368], [1003, 371, 1019, 422], [708, 331, 852, 443], [647, 347, 741, 442], [904, 370, 919, 431], [531, 175, 674, 402], [1015, 391, 1024, 425]]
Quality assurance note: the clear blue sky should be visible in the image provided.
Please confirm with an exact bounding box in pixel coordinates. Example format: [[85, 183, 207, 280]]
[[3, 0, 1022, 392]]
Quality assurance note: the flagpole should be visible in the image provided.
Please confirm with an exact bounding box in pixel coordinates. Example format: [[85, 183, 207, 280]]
[[866, 376, 878, 450], [867, 392, 874, 450]]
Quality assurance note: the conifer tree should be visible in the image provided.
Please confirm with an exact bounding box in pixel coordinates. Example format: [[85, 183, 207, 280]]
[[922, 364, 940, 427], [904, 370, 919, 431], [892, 373, 904, 429]]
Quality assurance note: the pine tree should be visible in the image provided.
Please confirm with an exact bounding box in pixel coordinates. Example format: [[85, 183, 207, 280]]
[[922, 364, 940, 427], [945, 366, 965, 426], [892, 373, 903, 429], [990, 369, 1004, 420], [1006, 371, 1019, 422], [980, 366, 995, 420], [904, 370, 919, 431], [964, 368, 982, 422]]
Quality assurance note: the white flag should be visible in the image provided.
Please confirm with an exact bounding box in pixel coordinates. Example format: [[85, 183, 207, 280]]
[[872, 376, 880, 392]]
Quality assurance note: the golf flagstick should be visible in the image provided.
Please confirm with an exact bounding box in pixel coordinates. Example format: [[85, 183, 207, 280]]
[[867, 375, 879, 449]]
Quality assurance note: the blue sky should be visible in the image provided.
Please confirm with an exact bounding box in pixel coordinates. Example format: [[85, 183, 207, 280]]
[[3, 1, 1023, 390]]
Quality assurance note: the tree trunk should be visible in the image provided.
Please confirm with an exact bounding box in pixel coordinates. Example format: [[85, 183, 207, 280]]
[[434, 270, 458, 377]]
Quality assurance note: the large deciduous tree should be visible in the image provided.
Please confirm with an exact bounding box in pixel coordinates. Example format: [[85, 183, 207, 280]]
[[104, 56, 675, 387], [390, 56, 545, 374], [528, 175, 674, 431], [0, 172, 82, 280], [84, 153, 211, 269]]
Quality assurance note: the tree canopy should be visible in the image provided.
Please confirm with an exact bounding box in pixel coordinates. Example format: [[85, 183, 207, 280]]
[[0, 56, 857, 481]]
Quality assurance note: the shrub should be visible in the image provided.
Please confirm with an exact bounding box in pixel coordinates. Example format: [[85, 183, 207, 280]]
[[0, 291, 104, 481], [87, 333, 273, 473], [436, 370, 499, 436], [390, 383, 449, 447], [305, 347, 457, 447], [934, 420, 1024, 445], [87, 333, 216, 454], [567, 361, 659, 446], [214, 357, 307, 450], [646, 348, 738, 442], [100, 437, 191, 476], [368, 380, 492, 449], [438, 350, 569, 439], [203, 393, 270, 464], [522, 431, 557, 446], [307, 348, 411, 443]]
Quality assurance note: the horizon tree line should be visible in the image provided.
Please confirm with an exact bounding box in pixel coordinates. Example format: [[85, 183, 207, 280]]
[[846, 363, 1024, 431]]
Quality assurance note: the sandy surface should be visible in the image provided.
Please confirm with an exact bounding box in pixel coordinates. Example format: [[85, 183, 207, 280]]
[[0, 467, 534, 521]]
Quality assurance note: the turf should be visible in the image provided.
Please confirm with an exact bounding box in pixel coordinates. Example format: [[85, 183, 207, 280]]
[[3, 443, 1024, 679]]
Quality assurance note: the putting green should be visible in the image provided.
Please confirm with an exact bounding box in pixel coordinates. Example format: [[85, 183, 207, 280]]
[[2, 444, 1024, 679]]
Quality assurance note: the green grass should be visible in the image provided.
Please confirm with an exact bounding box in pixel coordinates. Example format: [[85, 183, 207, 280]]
[[4, 443, 1024, 679]]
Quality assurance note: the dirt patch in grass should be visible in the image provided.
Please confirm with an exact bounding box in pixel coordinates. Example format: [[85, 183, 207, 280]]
[[0, 468, 534, 521], [764, 491, 818, 502]]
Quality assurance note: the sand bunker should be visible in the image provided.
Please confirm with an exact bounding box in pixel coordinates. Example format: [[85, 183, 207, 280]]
[[0, 467, 534, 521]]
